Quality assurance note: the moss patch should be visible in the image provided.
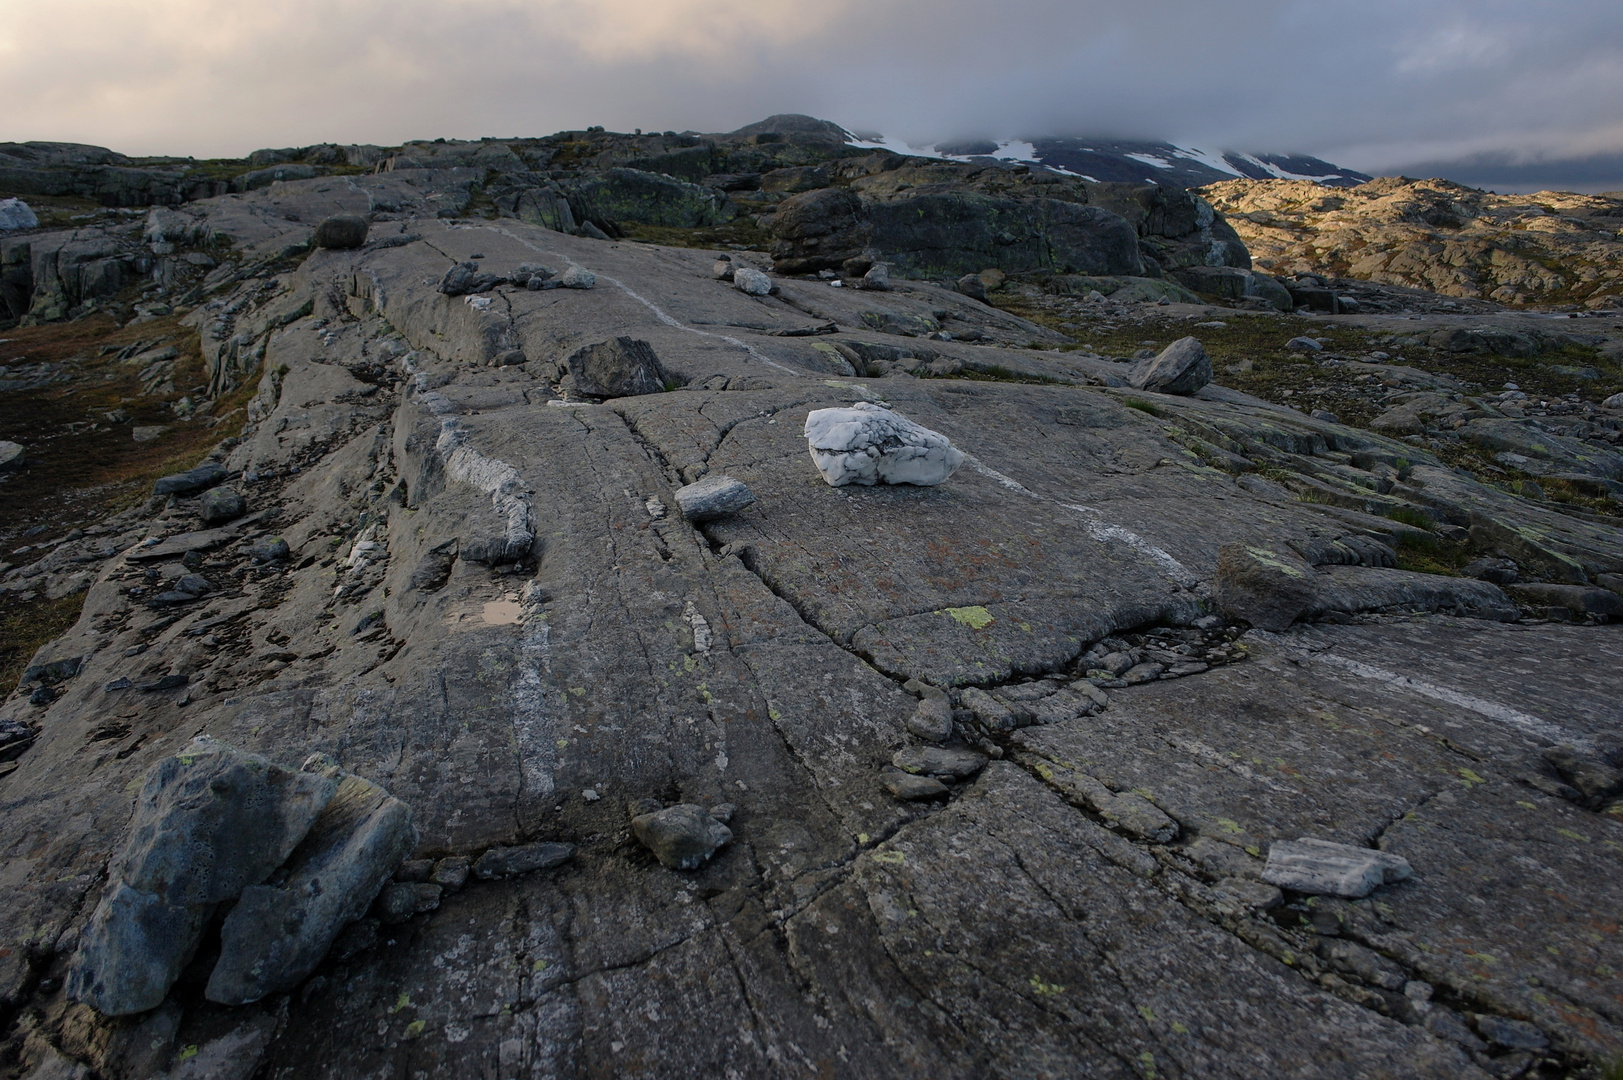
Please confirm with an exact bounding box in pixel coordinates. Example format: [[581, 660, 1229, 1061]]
[[0, 314, 255, 548], [0, 591, 86, 691]]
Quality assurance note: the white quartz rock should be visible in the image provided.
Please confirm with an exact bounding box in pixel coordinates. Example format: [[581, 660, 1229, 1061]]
[[802, 403, 965, 487]]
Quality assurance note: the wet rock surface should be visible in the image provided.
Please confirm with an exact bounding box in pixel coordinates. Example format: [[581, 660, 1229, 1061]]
[[0, 132, 1620, 1080]]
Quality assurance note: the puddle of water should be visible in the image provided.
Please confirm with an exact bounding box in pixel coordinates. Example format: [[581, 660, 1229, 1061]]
[[481, 599, 523, 625]]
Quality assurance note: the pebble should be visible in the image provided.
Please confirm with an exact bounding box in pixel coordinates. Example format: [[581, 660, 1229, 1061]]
[[1287, 337, 1324, 351], [1122, 661, 1165, 684]]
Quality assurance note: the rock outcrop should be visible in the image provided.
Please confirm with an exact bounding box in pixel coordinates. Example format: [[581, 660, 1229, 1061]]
[[1202, 176, 1623, 307], [0, 124, 1621, 1080]]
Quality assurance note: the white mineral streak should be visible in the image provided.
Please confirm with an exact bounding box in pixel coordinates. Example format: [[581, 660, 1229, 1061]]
[[803, 402, 965, 487], [511, 580, 557, 798], [435, 425, 534, 558]]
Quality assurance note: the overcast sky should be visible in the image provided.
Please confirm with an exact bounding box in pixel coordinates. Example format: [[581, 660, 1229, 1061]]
[[4, 0, 1622, 190]]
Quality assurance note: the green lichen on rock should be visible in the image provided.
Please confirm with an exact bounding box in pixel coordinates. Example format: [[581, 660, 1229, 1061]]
[[941, 605, 995, 630]]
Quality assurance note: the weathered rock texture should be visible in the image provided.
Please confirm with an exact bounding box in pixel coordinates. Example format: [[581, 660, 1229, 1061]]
[[1203, 176, 1623, 307], [0, 129, 1620, 1080]]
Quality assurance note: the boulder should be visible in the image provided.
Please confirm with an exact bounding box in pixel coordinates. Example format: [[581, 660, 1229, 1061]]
[[733, 266, 773, 296], [0, 440, 23, 471], [1214, 543, 1317, 632], [955, 274, 988, 302], [153, 462, 228, 497], [312, 214, 368, 250], [1128, 337, 1212, 395], [765, 188, 867, 275], [802, 402, 965, 487], [857, 263, 890, 291], [560, 266, 595, 289], [248, 537, 290, 564], [564, 337, 670, 398], [197, 487, 245, 525], [674, 475, 756, 521], [0, 198, 37, 231], [630, 804, 733, 870], [67, 739, 338, 1015], [205, 756, 417, 1005], [1262, 838, 1412, 899]]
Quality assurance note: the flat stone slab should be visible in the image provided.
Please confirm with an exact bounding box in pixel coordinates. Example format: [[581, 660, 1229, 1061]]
[[1261, 838, 1413, 898]]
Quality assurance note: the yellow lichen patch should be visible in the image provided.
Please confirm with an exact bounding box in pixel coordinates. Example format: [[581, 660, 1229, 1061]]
[[1029, 977, 1066, 996], [942, 605, 995, 630]]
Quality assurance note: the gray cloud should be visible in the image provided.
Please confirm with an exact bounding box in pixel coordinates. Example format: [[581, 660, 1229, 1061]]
[[5, 0, 1622, 189]]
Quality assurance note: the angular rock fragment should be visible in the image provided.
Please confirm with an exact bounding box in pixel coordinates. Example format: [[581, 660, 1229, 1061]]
[[881, 771, 949, 801], [438, 262, 501, 296], [68, 739, 338, 1015], [198, 487, 245, 525], [959, 686, 1015, 732], [803, 402, 965, 487], [205, 755, 417, 1005], [153, 463, 228, 497], [430, 856, 470, 890], [630, 804, 732, 870], [375, 882, 442, 924], [906, 694, 954, 742], [0, 440, 23, 472], [674, 475, 756, 521], [1262, 838, 1412, 899], [471, 841, 576, 879], [1128, 337, 1211, 395], [892, 745, 987, 780], [559, 265, 595, 289], [564, 337, 670, 398], [312, 213, 369, 250], [1214, 543, 1317, 632]]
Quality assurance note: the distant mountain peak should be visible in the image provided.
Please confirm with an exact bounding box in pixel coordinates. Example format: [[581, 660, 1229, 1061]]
[[843, 131, 1370, 189]]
